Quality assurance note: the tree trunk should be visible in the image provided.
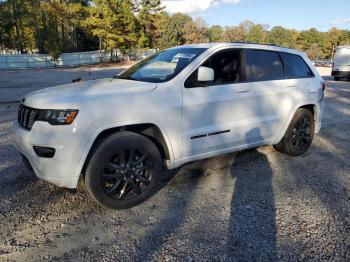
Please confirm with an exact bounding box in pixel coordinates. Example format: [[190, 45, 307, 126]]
[[61, 21, 65, 52], [18, 18, 27, 53], [41, 11, 48, 53], [32, 0, 44, 53], [0, 29, 3, 54], [11, 1, 25, 53]]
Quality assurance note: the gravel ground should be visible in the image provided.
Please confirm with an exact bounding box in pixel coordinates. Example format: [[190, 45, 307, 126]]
[[0, 68, 349, 261]]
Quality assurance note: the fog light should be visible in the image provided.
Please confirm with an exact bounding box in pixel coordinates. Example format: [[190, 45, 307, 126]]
[[33, 146, 56, 158]]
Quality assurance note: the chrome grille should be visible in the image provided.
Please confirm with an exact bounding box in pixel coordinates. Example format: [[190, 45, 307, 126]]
[[18, 104, 38, 130]]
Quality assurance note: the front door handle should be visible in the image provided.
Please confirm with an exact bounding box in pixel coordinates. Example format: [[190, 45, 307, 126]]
[[287, 85, 296, 88], [235, 88, 250, 93]]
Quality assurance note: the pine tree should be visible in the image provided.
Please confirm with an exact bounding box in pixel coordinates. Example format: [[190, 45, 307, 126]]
[[158, 12, 192, 49], [135, 0, 164, 48], [83, 0, 137, 59]]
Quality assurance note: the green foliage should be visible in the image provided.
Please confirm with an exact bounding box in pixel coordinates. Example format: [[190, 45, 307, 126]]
[[268, 26, 296, 48], [83, 0, 137, 54], [209, 25, 223, 42], [222, 25, 246, 42], [135, 0, 164, 48], [183, 17, 209, 44], [246, 24, 267, 43], [158, 12, 192, 48], [0, 0, 349, 60]]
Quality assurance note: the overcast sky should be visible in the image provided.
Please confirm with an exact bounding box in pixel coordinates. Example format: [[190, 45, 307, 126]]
[[162, 0, 350, 31]]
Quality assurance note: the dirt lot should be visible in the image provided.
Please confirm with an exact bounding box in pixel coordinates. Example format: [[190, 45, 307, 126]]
[[0, 68, 349, 261], [0, 66, 125, 102]]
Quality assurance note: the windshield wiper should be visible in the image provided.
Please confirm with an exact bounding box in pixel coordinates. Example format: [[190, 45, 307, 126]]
[[113, 75, 134, 80], [113, 75, 147, 82]]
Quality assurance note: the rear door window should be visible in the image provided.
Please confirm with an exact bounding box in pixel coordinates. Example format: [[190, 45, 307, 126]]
[[280, 52, 314, 78], [245, 49, 284, 81]]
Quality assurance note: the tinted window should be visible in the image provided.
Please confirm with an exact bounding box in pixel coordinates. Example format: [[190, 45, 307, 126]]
[[245, 50, 284, 81], [185, 49, 244, 87], [117, 48, 206, 83], [280, 53, 313, 78]]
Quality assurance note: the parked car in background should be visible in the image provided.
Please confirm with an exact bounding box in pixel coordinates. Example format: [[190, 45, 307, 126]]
[[13, 43, 325, 209], [315, 60, 325, 67], [324, 60, 333, 68], [314, 60, 332, 67], [332, 46, 350, 81]]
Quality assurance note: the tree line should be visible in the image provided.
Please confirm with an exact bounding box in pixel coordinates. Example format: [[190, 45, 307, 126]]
[[1, 0, 350, 60]]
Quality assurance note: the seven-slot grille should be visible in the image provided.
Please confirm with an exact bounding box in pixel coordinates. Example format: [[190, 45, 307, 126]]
[[18, 104, 38, 130]]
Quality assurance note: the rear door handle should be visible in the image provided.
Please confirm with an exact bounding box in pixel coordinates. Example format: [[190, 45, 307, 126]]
[[287, 85, 296, 88]]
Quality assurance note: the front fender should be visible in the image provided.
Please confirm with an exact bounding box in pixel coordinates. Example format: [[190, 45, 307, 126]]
[[71, 118, 175, 185]]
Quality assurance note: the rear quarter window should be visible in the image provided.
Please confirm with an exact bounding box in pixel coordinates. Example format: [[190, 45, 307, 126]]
[[280, 52, 314, 79], [245, 49, 284, 81]]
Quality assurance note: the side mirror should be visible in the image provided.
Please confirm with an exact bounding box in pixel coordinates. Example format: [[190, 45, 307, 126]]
[[197, 66, 214, 84]]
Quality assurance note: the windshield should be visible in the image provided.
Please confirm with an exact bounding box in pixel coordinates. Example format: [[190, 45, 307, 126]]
[[117, 48, 207, 83]]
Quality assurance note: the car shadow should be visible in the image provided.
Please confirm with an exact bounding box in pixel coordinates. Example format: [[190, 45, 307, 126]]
[[227, 128, 277, 260]]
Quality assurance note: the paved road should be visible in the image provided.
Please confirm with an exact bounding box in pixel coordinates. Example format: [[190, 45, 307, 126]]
[[0, 76, 349, 261], [0, 66, 125, 102]]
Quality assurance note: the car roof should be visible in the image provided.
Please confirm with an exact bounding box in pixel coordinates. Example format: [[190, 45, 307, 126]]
[[335, 45, 350, 50], [172, 42, 304, 56]]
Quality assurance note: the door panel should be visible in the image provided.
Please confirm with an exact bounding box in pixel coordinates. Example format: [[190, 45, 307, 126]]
[[182, 82, 257, 157], [181, 48, 303, 158]]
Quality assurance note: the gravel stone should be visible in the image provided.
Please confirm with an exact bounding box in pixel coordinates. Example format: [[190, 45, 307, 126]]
[[0, 69, 349, 261]]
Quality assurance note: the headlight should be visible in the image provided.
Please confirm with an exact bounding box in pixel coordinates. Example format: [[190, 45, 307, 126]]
[[38, 109, 79, 125]]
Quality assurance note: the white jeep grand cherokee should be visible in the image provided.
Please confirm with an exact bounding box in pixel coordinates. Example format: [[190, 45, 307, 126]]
[[13, 43, 325, 209]]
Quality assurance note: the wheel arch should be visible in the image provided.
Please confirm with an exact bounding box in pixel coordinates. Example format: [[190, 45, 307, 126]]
[[274, 102, 318, 145], [80, 123, 173, 176], [299, 104, 316, 118]]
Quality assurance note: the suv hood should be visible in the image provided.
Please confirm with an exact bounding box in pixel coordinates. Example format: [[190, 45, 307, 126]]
[[23, 78, 157, 108]]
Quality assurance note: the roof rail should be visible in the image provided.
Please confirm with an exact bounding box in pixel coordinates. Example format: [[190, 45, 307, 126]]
[[230, 41, 283, 47]]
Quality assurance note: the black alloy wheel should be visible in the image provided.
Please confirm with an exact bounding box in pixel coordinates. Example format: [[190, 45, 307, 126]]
[[85, 131, 162, 209], [101, 149, 153, 200], [274, 108, 315, 156], [291, 116, 312, 152]]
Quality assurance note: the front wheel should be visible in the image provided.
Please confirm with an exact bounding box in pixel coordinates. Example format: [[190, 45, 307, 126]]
[[85, 131, 162, 209], [274, 108, 315, 156], [334, 77, 340, 81]]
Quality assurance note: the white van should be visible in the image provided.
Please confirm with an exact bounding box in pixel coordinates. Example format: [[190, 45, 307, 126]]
[[332, 46, 350, 81]]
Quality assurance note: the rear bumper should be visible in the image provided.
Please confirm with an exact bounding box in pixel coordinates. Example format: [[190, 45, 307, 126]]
[[331, 70, 350, 77], [315, 102, 323, 134]]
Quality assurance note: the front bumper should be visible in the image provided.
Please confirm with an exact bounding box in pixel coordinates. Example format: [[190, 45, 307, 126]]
[[331, 70, 350, 78], [13, 121, 85, 188]]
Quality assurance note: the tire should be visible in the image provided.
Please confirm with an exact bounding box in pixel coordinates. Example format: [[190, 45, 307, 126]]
[[85, 131, 162, 209], [274, 108, 315, 156], [334, 77, 340, 81]]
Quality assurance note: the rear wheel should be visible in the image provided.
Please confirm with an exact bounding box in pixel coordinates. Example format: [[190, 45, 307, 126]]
[[274, 108, 315, 156], [334, 77, 340, 81], [85, 131, 162, 209]]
